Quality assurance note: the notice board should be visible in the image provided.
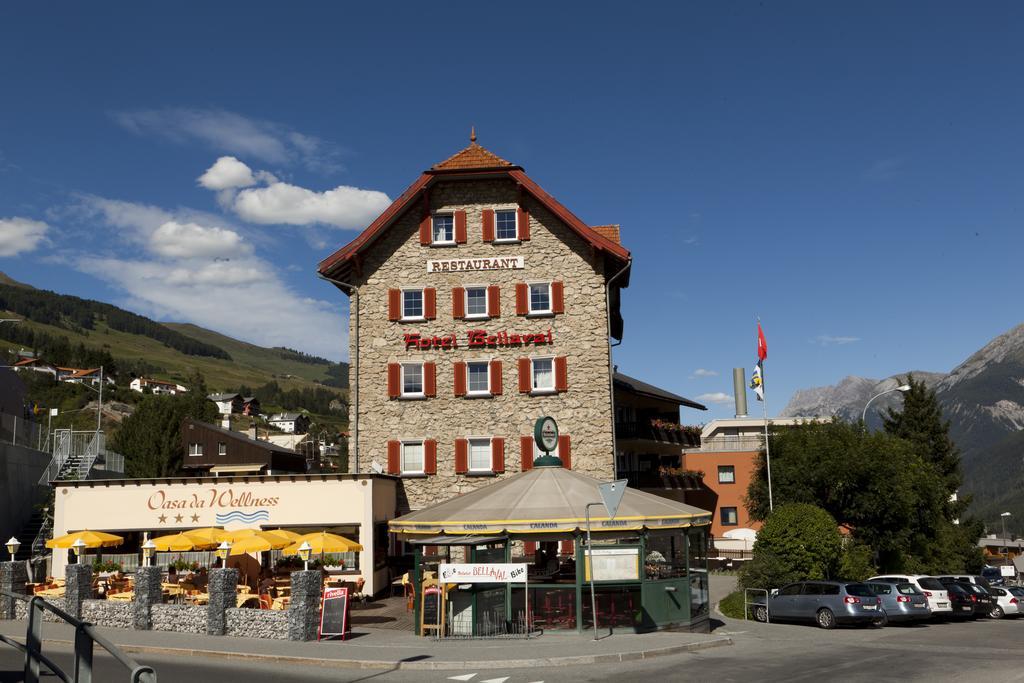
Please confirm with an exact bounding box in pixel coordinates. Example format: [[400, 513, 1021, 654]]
[[584, 547, 640, 582], [318, 586, 350, 641], [420, 585, 446, 635]]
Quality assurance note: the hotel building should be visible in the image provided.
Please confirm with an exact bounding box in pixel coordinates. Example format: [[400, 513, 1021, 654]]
[[318, 134, 631, 511]]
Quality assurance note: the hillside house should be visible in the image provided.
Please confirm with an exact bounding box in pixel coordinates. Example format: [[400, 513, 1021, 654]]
[[181, 417, 308, 475], [10, 357, 58, 379], [56, 367, 114, 386], [268, 412, 310, 434], [206, 393, 260, 415], [130, 377, 187, 395]]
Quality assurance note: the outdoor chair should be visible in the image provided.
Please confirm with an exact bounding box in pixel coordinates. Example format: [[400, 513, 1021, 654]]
[[259, 593, 272, 610]]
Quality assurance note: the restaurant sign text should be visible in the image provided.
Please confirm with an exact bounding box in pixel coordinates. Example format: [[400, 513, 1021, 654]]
[[428, 256, 524, 273], [438, 563, 528, 584], [147, 488, 280, 511]]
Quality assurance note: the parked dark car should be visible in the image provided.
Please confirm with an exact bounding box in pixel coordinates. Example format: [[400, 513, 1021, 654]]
[[943, 583, 979, 619], [865, 581, 931, 623], [939, 579, 995, 617], [754, 581, 884, 629]]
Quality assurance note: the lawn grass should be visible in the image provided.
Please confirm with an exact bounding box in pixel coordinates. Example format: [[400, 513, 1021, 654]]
[[718, 589, 753, 620]]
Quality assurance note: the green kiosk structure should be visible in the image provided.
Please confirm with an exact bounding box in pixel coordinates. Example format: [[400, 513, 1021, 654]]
[[390, 418, 714, 637]]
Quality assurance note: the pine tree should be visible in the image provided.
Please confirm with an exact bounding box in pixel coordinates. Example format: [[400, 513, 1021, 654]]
[[882, 374, 962, 497]]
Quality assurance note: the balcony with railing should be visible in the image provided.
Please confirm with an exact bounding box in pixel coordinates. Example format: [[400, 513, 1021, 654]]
[[615, 420, 701, 447], [682, 435, 764, 453]]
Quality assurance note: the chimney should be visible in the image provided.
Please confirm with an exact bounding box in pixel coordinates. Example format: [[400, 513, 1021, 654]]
[[733, 368, 748, 418]]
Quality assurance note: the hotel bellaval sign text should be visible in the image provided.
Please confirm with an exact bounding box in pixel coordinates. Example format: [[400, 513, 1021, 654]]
[[404, 329, 553, 350]]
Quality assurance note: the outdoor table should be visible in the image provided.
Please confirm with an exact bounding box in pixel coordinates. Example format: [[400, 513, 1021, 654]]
[[36, 587, 65, 598], [107, 591, 134, 602], [237, 594, 260, 608], [270, 596, 290, 611], [188, 593, 210, 606]]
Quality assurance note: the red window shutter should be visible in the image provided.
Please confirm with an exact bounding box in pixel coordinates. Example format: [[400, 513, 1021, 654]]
[[558, 435, 571, 469], [424, 362, 436, 397], [520, 436, 534, 471], [555, 356, 568, 392], [424, 439, 437, 475], [419, 215, 431, 245], [551, 281, 565, 314], [452, 287, 465, 319], [490, 360, 503, 395], [424, 287, 436, 320], [518, 358, 531, 393], [486, 285, 500, 318], [560, 540, 575, 555], [515, 283, 528, 315], [454, 439, 468, 474], [524, 541, 537, 555], [387, 440, 400, 474], [492, 437, 505, 473], [482, 209, 495, 242], [388, 289, 401, 322], [517, 205, 530, 240], [453, 361, 467, 397], [455, 210, 467, 244], [387, 363, 400, 399]]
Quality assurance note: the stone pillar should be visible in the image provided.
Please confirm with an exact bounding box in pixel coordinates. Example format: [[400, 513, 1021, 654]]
[[287, 570, 323, 641], [64, 564, 92, 620], [206, 568, 238, 636], [132, 566, 162, 630], [1, 561, 29, 620]]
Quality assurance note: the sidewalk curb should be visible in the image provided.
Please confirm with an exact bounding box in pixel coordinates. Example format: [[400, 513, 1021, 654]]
[[18, 634, 733, 671]]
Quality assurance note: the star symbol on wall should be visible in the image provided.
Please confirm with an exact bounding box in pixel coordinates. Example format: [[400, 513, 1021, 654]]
[[174, 514, 184, 523], [191, 514, 200, 523], [158, 514, 167, 524]]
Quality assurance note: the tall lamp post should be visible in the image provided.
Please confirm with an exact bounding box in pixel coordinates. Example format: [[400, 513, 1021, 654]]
[[142, 540, 156, 568], [5, 537, 19, 562], [297, 541, 312, 571], [862, 384, 912, 426], [1001, 512, 1012, 566]]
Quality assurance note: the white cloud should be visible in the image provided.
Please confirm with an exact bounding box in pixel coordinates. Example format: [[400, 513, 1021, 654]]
[[0, 217, 49, 257], [696, 392, 735, 405], [197, 156, 256, 190], [229, 181, 391, 229], [76, 255, 345, 360], [813, 335, 862, 346], [692, 368, 718, 378], [111, 108, 340, 170], [150, 221, 251, 259]]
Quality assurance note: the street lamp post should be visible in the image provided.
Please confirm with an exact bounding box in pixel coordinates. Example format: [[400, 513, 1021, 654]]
[[1001, 512, 1012, 566], [862, 384, 912, 426], [71, 538, 87, 565], [5, 537, 20, 561], [215, 541, 231, 568], [297, 541, 312, 571], [142, 540, 156, 568]]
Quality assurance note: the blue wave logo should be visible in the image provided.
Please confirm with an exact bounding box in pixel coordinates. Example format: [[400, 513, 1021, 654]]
[[216, 509, 270, 524]]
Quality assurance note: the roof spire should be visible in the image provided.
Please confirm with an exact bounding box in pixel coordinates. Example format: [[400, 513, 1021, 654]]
[[470, 125, 477, 143]]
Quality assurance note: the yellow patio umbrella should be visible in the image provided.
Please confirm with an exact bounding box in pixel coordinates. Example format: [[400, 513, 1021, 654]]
[[46, 530, 124, 549], [221, 528, 278, 543], [282, 532, 363, 557], [149, 532, 218, 552], [226, 531, 292, 556], [182, 527, 227, 545], [267, 529, 303, 542]]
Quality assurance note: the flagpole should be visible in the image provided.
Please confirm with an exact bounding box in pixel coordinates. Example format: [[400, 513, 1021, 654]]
[[762, 370, 774, 513]]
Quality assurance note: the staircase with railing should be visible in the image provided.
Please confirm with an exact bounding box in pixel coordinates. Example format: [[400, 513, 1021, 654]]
[[38, 429, 125, 484]]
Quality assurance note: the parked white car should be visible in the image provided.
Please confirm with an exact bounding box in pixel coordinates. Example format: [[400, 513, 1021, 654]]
[[986, 586, 1021, 619], [868, 575, 952, 617]]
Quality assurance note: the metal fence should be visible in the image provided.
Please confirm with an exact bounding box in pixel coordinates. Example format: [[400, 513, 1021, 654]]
[[0, 589, 157, 682], [435, 609, 535, 640], [0, 413, 43, 450]]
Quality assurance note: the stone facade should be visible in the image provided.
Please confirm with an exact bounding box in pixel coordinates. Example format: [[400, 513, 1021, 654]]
[[206, 567, 238, 636], [348, 178, 618, 510], [0, 561, 28, 619], [151, 604, 207, 633], [64, 564, 91, 619], [82, 599, 133, 628], [287, 569, 323, 641], [225, 607, 288, 639], [133, 566, 162, 630]]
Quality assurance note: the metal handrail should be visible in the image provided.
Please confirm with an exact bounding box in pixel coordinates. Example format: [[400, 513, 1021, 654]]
[[744, 588, 770, 622], [0, 589, 157, 682]]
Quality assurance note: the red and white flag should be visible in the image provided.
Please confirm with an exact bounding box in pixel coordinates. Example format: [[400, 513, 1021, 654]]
[[757, 322, 768, 361]]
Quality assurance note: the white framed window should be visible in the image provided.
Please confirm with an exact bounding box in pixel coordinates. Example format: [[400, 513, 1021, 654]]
[[218, 442, 227, 456], [188, 443, 203, 457], [401, 363, 424, 398], [495, 209, 518, 241], [721, 507, 738, 526], [468, 437, 492, 472], [465, 286, 488, 319], [528, 282, 551, 315], [432, 214, 454, 245], [466, 361, 490, 396], [401, 289, 424, 320], [531, 357, 555, 393], [401, 440, 424, 474], [718, 465, 735, 484]]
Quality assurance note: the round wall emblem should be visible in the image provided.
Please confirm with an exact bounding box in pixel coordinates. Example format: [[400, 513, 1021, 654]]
[[534, 416, 559, 453]]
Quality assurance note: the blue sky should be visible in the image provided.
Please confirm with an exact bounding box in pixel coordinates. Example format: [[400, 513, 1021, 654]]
[[1, 2, 1022, 421]]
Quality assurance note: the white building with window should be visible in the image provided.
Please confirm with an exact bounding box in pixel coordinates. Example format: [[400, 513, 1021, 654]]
[[318, 133, 631, 511]]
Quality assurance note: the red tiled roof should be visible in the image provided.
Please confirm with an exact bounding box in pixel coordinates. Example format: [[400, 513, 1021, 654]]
[[431, 141, 515, 171], [591, 224, 621, 245], [318, 141, 630, 281], [13, 358, 38, 367]]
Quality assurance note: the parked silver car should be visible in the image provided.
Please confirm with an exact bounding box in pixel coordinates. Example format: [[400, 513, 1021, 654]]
[[866, 581, 931, 623], [754, 581, 884, 629]]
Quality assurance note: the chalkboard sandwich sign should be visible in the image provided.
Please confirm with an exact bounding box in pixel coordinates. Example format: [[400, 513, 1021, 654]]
[[318, 586, 350, 641], [420, 585, 445, 635]]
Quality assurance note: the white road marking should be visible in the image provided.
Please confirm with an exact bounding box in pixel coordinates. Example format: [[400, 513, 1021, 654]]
[[478, 678, 510, 683], [447, 676, 477, 682]]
